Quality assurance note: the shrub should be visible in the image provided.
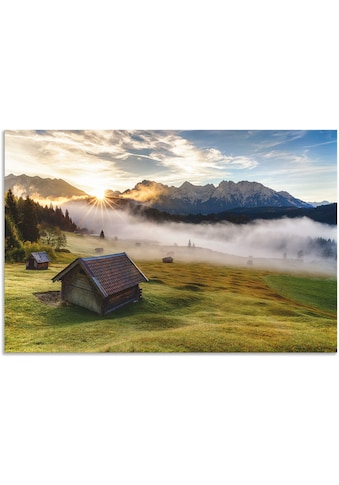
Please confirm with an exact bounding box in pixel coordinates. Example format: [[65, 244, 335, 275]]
[[6, 247, 26, 263], [23, 242, 57, 262]]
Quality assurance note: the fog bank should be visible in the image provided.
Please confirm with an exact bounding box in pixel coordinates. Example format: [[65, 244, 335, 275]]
[[64, 202, 337, 274]]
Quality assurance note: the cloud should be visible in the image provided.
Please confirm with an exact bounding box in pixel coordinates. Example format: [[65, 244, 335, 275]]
[[121, 180, 170, 202], [117, 131, 259, 178], [303, 140, 337, 149], [253, 130, 307, 150], [262, 150, 307, 163], [5, 130, 260, 193]]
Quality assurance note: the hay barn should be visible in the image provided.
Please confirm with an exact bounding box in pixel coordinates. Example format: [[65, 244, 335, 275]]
[[26, 251, 50, 270], [162, 256, 174, 263], [52, 252, 148, 315]]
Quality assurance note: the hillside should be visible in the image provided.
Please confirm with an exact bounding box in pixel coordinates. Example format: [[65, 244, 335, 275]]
[[4, 256, 337, 352], [4, 173, 89, 200]]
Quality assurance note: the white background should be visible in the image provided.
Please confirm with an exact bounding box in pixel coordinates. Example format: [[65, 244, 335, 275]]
[[1, 1, 338, 484]]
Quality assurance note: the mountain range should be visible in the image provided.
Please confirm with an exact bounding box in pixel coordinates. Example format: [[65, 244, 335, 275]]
[[5, 174, 329, 215], [120, 179, 313, 214]]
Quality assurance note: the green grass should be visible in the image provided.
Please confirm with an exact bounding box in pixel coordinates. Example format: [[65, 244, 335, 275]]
[[4, 255, 337, 352], [265, 275, 337, 314]]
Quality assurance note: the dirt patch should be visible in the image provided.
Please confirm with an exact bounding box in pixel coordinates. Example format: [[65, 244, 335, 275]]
[[34, 291, 62, 307]]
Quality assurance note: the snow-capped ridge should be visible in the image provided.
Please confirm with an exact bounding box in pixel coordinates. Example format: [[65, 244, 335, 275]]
[[121, 179, 312, 214]]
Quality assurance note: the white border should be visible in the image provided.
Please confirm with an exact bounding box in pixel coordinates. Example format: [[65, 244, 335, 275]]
[[1, 2, 338, 484]]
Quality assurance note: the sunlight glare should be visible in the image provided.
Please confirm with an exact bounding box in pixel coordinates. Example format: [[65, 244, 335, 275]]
[[92, 186, 106, 201]]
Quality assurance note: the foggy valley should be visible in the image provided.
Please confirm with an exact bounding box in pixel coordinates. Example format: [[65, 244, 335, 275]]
[[63, 201, 337, 275]]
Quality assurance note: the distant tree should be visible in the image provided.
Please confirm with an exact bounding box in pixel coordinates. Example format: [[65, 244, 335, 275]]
[[39, 225, 56, 246], [100, 230, 105, 239], [64, 209, 77, 231], [31, 200, 78, 232], [55, 232, 67, 250], [39, 225, 67, 249]]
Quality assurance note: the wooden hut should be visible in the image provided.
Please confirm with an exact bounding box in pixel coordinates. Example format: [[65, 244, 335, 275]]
[[162, 256, 174, 263], [26, 251, 50, 270], [52, 252, 148, 315]]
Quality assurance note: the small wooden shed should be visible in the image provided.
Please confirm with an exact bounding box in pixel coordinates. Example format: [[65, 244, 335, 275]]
[[52, 252, 148, 315], [26, 251, 50, 270], [162, 256, 174, 263]]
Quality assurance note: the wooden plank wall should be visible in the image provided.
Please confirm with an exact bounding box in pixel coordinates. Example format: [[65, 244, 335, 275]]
[[62, 267, 102, 314]]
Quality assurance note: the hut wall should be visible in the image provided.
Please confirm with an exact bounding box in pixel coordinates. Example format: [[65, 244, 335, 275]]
[[26, 257, 48, 270], [38, 262, 49, 270], [102, 285, 140, 315], [26, 257, 35, 269], [61, 267, 103, 314]]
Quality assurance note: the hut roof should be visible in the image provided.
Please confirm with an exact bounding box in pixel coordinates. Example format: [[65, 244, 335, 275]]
[[28, 251, 50, 263], [52, 252, 148, 298]]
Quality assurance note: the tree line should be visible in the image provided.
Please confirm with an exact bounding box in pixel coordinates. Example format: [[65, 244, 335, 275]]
[[5, 189, 78, 262], [128, 201, 337, 226]]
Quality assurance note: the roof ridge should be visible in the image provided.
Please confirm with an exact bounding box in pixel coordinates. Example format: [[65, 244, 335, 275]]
[[81, 252, 126, 262]]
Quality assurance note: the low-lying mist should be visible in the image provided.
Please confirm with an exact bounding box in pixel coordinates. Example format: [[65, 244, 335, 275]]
[[64, 201, 337, 274]]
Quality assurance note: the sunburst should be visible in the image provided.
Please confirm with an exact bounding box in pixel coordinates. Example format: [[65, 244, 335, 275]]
[[75, 184, 126, 231], [91, 186, 107, 201]]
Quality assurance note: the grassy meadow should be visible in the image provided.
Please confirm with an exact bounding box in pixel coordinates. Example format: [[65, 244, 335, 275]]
[[4, 234, 337, 352]]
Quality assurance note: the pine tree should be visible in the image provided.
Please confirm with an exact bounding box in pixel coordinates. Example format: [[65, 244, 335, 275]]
[[64, 209, 77, 231], [18, 196, 40, 242], [54, 206, 64, 227], [5, 214, 21, 250], [5, 189, 20, 225]]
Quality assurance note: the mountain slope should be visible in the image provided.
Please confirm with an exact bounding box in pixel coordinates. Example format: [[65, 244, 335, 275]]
[[122, 180, 312, 214], [5, 174, 89, 200]]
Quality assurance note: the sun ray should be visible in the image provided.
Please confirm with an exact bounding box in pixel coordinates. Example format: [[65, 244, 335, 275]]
[[75, 183, 130, 232]]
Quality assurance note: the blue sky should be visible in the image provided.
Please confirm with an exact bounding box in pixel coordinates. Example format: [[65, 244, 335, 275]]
[[5, 129, 337, 202]]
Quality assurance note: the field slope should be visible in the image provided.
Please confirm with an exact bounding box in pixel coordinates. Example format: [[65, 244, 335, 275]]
[[4, 256, 337, 352]]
